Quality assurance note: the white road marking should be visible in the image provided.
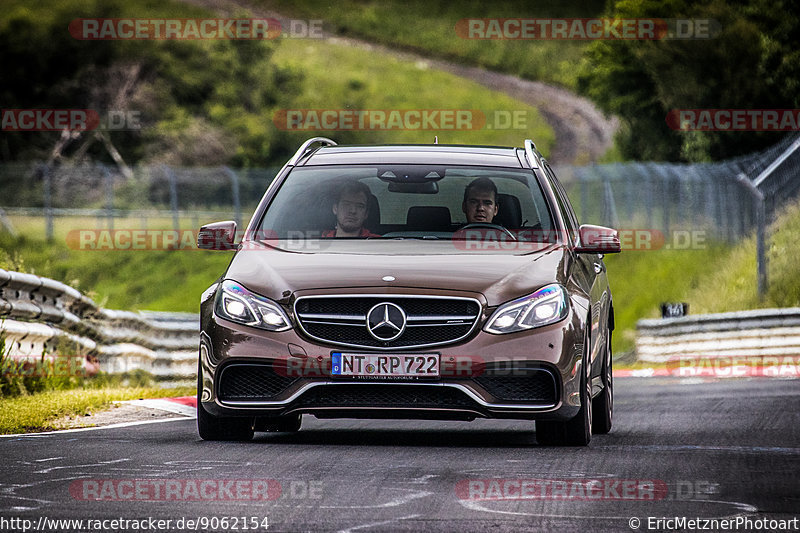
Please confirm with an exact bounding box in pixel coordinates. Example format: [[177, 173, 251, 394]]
[[0, 417, 192, 438], [337, 514, 421, 533], [320, 489, 433, 510], [33, 458, 129, 474], [458, 497, 758, 520]]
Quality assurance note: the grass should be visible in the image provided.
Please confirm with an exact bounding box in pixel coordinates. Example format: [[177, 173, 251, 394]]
[[690, 201, 800, 313], [0, 225, 232, 312], [270, 37, 556, 153], [3, 200, 800, 359], [261, 0, 605, 90], [606, 198, 800, 356], [604, 243, 734, 355], [0, 386, 194, 434]]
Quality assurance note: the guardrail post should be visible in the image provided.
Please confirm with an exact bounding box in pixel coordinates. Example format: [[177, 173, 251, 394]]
[[736, 173, 767, 298]]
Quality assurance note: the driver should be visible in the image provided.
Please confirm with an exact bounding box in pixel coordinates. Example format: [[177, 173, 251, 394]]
[[462, 177, 499, 224], [322, 180, 380, 238]]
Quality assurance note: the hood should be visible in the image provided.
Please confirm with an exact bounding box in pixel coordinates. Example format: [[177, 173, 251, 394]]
[[224, 240, 568, 306]]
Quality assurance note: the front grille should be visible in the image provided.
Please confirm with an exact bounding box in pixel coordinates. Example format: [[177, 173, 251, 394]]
[[294, 296, 481, 349], [474, 367, 557, 404], [218, 364, 298, 401], [295, 384, 477, 409]]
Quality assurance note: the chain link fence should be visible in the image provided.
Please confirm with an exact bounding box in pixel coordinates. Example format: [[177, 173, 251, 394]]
[[0, 163, 281, 236], [556, 133, 800, 240], [555, 133, 800, 296], [1, 133, 798, 294]]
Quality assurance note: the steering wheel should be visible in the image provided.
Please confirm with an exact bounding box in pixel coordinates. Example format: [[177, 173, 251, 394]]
[[460, 223, 517, 240]]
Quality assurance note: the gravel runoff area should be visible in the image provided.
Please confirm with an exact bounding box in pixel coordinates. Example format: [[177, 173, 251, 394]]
[[51, 399, 194, 430]]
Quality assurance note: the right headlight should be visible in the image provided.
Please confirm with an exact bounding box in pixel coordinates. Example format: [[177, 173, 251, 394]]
[[214, 279, 292, 332], [484, 283, 569, 334]]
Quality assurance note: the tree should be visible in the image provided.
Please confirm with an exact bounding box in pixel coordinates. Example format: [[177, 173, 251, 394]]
[[577, 0, 800, 161]]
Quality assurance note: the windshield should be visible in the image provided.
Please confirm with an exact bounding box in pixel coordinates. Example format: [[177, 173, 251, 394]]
[[256, 165, 555, 244]]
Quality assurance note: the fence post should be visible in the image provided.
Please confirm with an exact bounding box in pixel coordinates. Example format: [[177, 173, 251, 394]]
[[623, 163, 634, 223], [102, 163, 114, 230], [222, 166, 242, 228], [163, 165, 180, 232], [736, 173, 767, 299], [579, 167, 588, 224], [597, 167, 620, 229], [41, 163, 54, 241], [636, 163, 654, 229]]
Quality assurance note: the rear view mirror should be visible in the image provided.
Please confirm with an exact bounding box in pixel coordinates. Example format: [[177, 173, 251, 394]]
[[197, 220, 237, 250], [575, 224, 621, 254], [387, 181, 439, 194]]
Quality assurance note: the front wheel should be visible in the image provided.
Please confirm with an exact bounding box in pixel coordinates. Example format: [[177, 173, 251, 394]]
[[197, 363, 254, 441], [536, 330, 592, 446], [592, 327, 613, 434]]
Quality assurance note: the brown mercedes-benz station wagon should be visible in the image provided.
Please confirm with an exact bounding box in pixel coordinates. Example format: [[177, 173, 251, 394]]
[[197, 138, 620, 446]]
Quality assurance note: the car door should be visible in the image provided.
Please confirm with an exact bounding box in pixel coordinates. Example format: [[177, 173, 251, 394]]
[[542, 162, 610, 376]]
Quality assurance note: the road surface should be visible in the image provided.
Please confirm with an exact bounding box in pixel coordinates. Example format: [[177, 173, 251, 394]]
[[1, 378, 798, 532]]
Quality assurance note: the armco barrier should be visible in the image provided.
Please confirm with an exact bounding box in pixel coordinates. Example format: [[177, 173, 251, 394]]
[[636, 308, 800, 362], [8, 267, 796, 375], [0, 268, 198, 382]]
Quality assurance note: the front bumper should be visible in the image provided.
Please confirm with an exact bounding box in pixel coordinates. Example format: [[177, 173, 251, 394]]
[[199, 308, 586, 423]]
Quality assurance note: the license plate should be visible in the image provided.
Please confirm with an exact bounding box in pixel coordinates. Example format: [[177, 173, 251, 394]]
[[331, 353, 440, 377]]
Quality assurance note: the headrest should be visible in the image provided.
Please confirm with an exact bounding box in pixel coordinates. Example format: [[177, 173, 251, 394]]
[[496, 193, 522, 228]]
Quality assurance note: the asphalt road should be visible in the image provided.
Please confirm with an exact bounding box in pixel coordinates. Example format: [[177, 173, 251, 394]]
[[1, 378, 798, 533]]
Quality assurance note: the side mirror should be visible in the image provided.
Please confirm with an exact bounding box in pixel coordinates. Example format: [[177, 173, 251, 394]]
[[197, 220, 237, 250], [575, 224, 621, 254]]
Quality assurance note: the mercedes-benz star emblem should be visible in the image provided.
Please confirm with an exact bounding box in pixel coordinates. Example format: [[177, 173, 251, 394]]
[[366, 302, 406, 341]]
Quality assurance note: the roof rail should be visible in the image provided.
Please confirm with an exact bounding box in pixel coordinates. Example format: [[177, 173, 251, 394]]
[[523, 139, 539, 169], [287, 137, 338, 166]]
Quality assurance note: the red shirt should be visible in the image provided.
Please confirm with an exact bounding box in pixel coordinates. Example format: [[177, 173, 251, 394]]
[[322, 228, 380, 238]]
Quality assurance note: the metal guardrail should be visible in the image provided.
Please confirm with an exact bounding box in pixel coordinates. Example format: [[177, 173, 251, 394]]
[[5, 267, 798, 374], [0, 268, 198, 382], [636, 308, 800, 361]]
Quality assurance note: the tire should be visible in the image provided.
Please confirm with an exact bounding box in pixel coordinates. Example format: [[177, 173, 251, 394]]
[[197, 364, 254, 441], [536, 329, 592, 446], [592, 327, 613, 434], [254, 414, 302, 433]]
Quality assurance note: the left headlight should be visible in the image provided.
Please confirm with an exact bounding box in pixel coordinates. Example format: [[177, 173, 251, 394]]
[[484, 283, 569, 334], [214, 279, 292, 332]]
